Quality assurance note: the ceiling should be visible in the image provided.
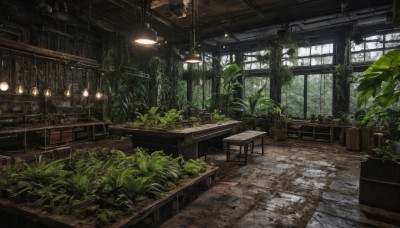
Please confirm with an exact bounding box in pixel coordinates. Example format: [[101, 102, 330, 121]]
[[28, 0, 394, 49]]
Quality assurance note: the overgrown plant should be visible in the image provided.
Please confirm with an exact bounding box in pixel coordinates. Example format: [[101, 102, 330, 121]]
[[357, 49, 400, 141], [219, 64, 242, 116], [0, 147, 208, 226], [127, 107, 184, 130]]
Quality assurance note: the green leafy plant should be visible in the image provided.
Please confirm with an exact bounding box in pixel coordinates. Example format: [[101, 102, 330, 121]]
[[0, 147, 209, 226], [235, 84, 268, 117], [219, 64, 242, 116], [211, 109, 227, 122], [357, 49, 400, 141]]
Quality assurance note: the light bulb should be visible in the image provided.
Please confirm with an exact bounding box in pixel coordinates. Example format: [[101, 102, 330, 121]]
[[0, 82, 9, 91], [31, 87, 39, 96], [44, 88, 52, 97], [64, 88, 71, 97], [15, 85, 24, 95], [95, 91, 103, 99], [82, 88, 89, 97]]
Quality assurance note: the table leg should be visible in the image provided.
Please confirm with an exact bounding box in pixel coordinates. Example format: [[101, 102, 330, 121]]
[[261, 136, 265, 155], [330, 127, 334, 145], [251, 141, 254, 154], [239, 145, 242, 158], [226, 142, 230, 162], [244, 143, 248, 164]]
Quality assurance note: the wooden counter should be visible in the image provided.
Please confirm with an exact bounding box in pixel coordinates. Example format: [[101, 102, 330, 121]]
[[0, 122, 108, 152], [288, 121, 350, 144], [109, 121, 241, 159]]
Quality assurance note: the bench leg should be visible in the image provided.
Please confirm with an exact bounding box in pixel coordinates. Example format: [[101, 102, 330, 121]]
[[261, 136, 265, 155], [226, 142, 230, 162]]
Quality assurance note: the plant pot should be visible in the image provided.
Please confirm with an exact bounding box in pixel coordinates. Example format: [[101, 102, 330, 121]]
[[274, 129, 287, 141], [359, 157, 400, 211]]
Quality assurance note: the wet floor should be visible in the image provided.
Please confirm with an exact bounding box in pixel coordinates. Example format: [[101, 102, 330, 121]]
[[159, 139, 400, 228]]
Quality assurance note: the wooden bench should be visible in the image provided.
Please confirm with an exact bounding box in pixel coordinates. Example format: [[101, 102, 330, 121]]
[[223, 130, 267, 164]]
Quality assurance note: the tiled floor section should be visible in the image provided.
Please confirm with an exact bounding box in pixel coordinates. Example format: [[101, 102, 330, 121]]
[[159, 139, 400, 228]]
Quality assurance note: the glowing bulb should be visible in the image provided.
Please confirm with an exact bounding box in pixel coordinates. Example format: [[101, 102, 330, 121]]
[[95, 91, 103, 99], [64, 88, 71, 97], [82, 88, 89, 97], [30, 87, 39, 96], [15, 85, 24, 95], [44, 88, 52, 97], [0, 82, 9, 91]]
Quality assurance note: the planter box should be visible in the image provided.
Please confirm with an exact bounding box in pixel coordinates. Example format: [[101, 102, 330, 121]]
[[359, 158, 400, 211], [346, 127, 361, 151]]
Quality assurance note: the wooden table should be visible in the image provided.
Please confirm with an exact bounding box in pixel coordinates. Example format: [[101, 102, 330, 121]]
[[109, 121, 241, 159], [223, 130, 267, 164]]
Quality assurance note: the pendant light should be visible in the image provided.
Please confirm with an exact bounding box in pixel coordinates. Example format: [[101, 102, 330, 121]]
[[15, 71, 24, 95], [82, 70, 89, 97], [133, 0, 158, 45], [30, 59, 39, 96], [64, 64, 72, 98], [95, 72, 103, 100], [0, 53, 9, 92], [184, 0, 202, 63], [44, 63, 52, 97]]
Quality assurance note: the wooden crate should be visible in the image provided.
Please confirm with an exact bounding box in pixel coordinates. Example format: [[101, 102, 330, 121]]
[[346, 127, 361, 151], [48, 129, 61, 145], [61, 128, 73, 143], [361, 127, 373, 152]]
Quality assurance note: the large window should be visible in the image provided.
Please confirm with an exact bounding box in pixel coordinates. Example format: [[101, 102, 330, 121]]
[[283, 43, 333, 67], [282, 75, 304, 118], [220, 54, 235, 69], [351, 32, 400, 63], [307, 73, 333, 117], [244, 76, 269, 99], [243, 50, 269, 70]]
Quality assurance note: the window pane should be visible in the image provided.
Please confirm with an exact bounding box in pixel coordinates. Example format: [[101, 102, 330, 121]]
[[298, 57, 310, 66], [385, 32, 400, 41], [307, 74, 333, 117], [322, 56, 333, 65], [311, 45, 322, 55], [351, 53, 364, 63], [351, 42, 364, 52], [298, 47, 310, 57], [365, 41, 383, 50], [311, 57, 322, 66], [244, 63, 253, 70], [365, 35, 382, 41], [385, 42, 400, 48], [323, 44, 333, 54], [282, 75, 304, 118], [365, 51, 383, 62]]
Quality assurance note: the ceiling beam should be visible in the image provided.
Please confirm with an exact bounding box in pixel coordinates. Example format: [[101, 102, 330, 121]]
[[241, 0, 265, 18], [117, 0, 177, 29]]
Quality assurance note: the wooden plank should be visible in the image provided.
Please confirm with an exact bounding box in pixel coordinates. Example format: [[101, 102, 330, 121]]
[[0, 166, 218, 228], [0, 37, 99, 66]]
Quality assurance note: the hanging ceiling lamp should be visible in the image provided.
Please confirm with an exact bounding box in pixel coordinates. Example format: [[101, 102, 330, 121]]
[[15, 72, 24, 95], [30, 61, 40, 96], [184, 0, 202, 63], [133, 0, 158, 45], [0, 54, 9, 92]]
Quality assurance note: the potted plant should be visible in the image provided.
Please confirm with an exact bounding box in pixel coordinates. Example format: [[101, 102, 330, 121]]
[[271, 106, 288, 141], [357, 48, 400, 211], [359, 142, 400, 211]]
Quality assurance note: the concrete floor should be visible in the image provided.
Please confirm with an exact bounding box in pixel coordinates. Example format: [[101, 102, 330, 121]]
[[159, 139, 400, 228]]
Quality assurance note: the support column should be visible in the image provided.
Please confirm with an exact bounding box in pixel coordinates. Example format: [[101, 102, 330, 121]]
[[333, 30, 351, 116], [234, 49, 244, 101], [211, 50, 221, 110], [269, 44, 283, 103]]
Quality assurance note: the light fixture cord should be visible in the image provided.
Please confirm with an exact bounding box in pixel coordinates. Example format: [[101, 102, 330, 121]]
[[191, 0, 196, 49]]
